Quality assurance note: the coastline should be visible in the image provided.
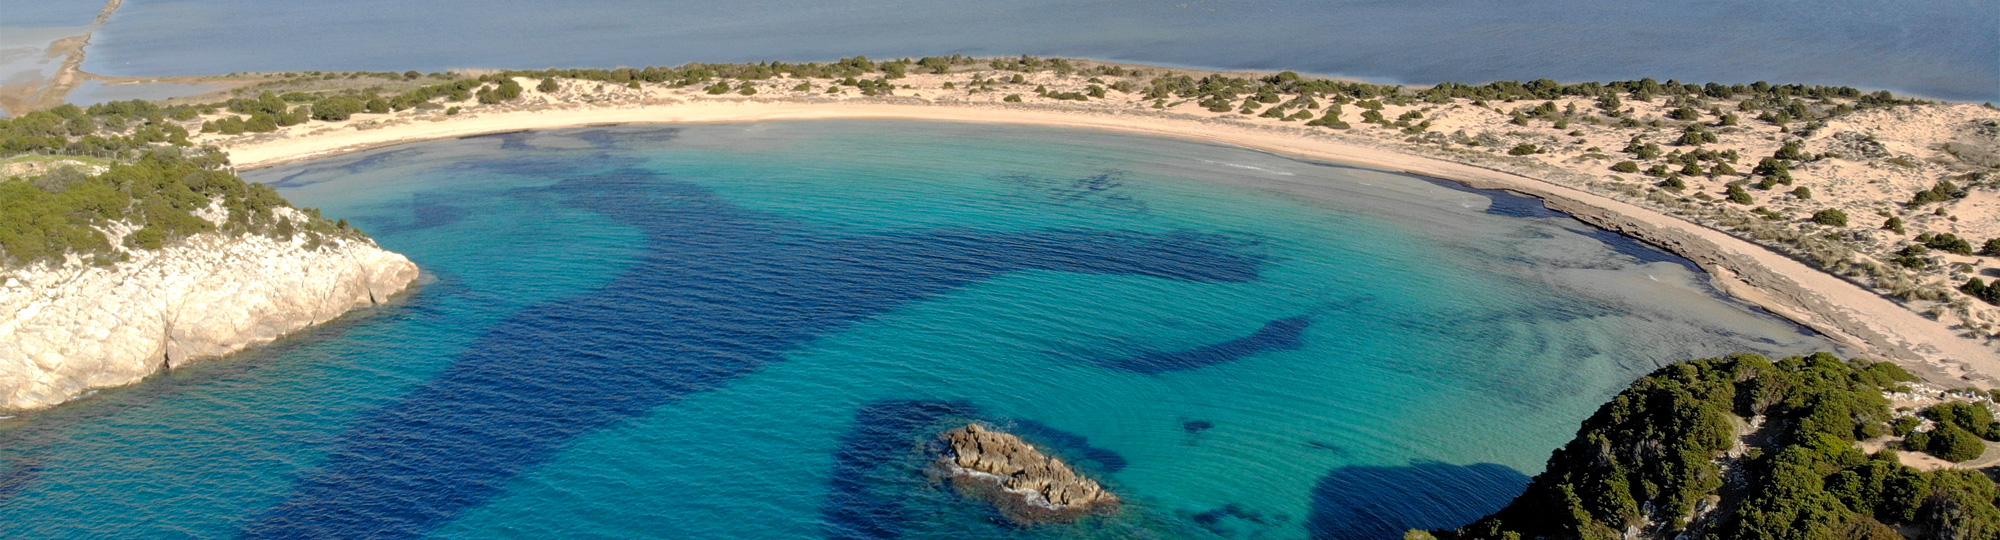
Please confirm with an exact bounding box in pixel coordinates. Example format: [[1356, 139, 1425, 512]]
[[218, 99, 1999, 385]]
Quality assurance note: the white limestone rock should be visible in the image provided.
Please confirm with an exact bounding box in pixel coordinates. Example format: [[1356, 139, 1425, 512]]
[[0, 210, 418, 411]]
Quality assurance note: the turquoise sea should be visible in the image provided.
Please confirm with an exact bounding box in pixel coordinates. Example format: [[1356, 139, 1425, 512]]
[[0, 122, 1832, 538]]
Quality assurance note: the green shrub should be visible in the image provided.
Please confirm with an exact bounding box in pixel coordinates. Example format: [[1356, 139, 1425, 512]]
[[1916, 232, 1974, 255], [1435, 353, 1989, 540], [1508, 143, 1543, 156], [1774, 140, 1807, 160], [1923, 402, 1997, 436], [1927, 426, 1987, 462], [1727, 184, 1754, 204], [1611, 161, 1640, 173], [1963, 278, 2000, 305], [1791, 186, 1812, 199], [1624, 136, 1662, 159], [310, 96, 365, 121], [1892, 244, 1930, 269], [1909, 180, 1965, 206], [1812, 208, 1848, 226], [1677, 126, 1717, 146], [537, 77, 559, 93], [1892, 416, 1921, 437], [1983, 238, 2000, 256]]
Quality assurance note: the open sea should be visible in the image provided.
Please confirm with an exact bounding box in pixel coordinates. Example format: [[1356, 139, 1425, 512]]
[[0, 121, 1834, 538], [1, 0, 1996, 104]]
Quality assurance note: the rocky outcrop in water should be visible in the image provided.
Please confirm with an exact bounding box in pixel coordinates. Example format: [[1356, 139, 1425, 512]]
[[934, 423, 1119, 523], [0, 213, 418, 411]]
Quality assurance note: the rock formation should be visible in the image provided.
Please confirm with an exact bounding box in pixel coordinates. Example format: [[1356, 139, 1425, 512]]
[[934, 423, 1119, 523], [0, 208, 419, 411]]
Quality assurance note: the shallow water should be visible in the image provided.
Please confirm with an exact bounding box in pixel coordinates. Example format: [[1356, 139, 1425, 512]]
[[63, 80, 214, 105], [0, 0, 1994, 101], [0, 121, 1832, 538]]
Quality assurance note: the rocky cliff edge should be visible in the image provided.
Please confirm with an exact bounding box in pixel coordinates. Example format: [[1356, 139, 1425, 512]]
[[0, 207, 418, 411]]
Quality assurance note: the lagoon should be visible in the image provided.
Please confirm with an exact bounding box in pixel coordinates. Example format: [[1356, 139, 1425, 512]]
[[0, 121, 1833, 538]]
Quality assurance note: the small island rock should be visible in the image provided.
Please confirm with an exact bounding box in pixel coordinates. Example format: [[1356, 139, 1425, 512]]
[[934, 423, 1119, 523]]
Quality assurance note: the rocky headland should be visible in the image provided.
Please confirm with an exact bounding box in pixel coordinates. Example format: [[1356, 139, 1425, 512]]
[[0, 206, 418, 412], [934, 423, 1119, 523]]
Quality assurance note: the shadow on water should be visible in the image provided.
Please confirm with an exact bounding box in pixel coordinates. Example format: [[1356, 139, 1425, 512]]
[[0, 456, 43, 507], [241, 162, 1264, 539], [365, 195, 469, 235], [1003, 171, 1150, 214], [1096, 317, 1310, 375], [820, 400, 1134, 540], [1009, 419, 1127, 474], [1304, 461, 1528, 540], [822, 400, 981, 540]]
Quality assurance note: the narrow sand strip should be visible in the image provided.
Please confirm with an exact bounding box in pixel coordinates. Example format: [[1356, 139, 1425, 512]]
[[222, 100, 2000, 384]]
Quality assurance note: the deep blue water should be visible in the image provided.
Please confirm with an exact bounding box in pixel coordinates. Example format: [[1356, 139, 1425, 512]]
[[0, 122, 1834, 538], [0, 0, 1994, 101]]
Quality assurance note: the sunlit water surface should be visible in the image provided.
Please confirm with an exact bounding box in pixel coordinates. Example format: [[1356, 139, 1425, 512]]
[[0, 122, 1833, 539]]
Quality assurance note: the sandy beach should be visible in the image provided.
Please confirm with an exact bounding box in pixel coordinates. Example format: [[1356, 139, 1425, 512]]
[[214, 97, 1999, 385]]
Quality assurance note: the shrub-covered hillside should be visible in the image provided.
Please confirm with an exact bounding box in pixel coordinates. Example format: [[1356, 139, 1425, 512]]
[[1429, 353, 1999, 540], [0, 102, 360, 267]]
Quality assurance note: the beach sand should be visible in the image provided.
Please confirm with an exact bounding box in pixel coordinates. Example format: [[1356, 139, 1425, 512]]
[[216, 98, 2000, 385]]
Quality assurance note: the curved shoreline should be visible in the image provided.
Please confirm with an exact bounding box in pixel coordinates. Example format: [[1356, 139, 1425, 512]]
[[221, 100, 1999, 385]]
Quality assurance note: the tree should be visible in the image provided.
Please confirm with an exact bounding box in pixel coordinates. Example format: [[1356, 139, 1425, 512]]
[[1812, 208, 1848, 226]]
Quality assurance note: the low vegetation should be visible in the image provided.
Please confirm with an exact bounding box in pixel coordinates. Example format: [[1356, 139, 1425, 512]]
[[1429, 353, 1999, 540], [1, 103, 361, 267]]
